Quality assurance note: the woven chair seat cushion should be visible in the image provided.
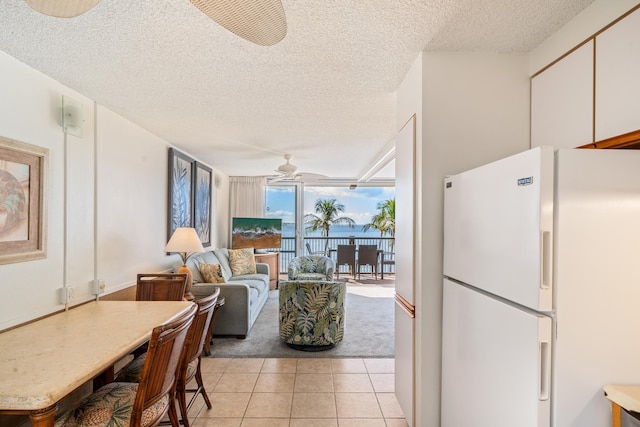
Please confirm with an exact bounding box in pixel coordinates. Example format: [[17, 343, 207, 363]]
[[117, 353, 197, 384], [54, 382, 169, 427]]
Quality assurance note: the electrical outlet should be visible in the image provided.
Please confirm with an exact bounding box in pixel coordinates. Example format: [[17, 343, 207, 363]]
[[93, 279, 106, 294], [60, 286, 75, 304]]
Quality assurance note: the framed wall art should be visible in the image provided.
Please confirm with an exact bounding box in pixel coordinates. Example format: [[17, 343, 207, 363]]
[[0, 136, 48, 265], [167, 148, 194, 240], [193, 161, 212, 247]]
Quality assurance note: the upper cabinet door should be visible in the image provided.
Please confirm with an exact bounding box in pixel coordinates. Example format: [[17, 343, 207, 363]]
[[531, 41, 594, 149], [595, 8, 640, 141]]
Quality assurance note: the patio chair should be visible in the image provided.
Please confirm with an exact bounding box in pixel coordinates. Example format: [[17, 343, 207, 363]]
[[335, 244, 356, 279], [356, 245, 379, 279]]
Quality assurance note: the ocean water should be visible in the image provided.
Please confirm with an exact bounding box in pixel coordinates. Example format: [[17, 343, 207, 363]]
[[282, 223, 387, 238]]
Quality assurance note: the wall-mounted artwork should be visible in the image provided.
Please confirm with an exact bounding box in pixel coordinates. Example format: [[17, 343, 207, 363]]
[[194, 161, 212, 247], [232, 217, 282, 250], [168, 148, 194, 240], [0, 136, 47, 265]]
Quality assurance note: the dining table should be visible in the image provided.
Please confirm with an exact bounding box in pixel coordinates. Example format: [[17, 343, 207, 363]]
[[0, 300, 194, 427]]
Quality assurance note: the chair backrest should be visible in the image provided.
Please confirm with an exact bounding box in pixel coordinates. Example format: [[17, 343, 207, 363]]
[[131, 303, 197, 426], [180, 288, 220, 375], [358, 245, 378, 266], [305, 242, 313, 255], [136, 273, 188, 301], [336, 245, 356, 265]]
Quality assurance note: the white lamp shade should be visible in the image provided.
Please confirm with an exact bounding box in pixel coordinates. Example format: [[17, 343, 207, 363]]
[[165, 227, 205, 254]]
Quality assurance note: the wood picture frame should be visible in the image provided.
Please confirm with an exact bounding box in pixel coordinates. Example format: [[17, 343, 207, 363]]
[[168, 148, 194, 240], [193, 161, 212, 247], [0, 136, 48, 265]]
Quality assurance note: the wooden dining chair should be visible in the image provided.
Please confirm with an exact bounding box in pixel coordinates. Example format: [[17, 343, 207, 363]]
[[176, 288, 220, 427], [336, 244, 356, 279], [55, 303, 197, 427], [116, 290, 221, 427], [136, 273, 188, 301], [356, 245, 379, 279]]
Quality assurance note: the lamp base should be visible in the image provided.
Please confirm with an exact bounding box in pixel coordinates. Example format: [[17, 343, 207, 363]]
[[177, 265, 194, 301]]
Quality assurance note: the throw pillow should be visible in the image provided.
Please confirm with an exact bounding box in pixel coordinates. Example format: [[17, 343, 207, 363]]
[[199, 263, 225, 283], [228, 248, 257, 276]]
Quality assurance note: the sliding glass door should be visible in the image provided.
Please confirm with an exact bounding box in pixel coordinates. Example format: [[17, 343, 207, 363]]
[[265, 182, 303, 273]]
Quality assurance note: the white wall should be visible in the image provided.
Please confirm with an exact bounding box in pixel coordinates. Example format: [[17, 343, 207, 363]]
[[396, 51, 530, 426], [0, 51, 223, 331]]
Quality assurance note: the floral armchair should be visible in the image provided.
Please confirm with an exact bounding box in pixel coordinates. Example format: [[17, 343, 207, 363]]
[[287, 255, 335, 281], [279, 280, 346, 350]]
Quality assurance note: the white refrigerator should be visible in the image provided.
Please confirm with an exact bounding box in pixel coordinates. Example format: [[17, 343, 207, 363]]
[[441, 146, 640, 427]]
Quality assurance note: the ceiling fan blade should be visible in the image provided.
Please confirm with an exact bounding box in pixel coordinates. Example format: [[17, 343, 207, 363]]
[[24, 0, 101, 17], [190, 0, 287, 46]]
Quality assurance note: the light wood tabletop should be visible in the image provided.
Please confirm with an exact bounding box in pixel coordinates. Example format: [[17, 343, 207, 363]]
[[0, 300, 194, 426]]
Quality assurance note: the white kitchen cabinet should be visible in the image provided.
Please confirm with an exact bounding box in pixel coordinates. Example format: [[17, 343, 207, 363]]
[[531, 41, 593, 149], [595, 8, 640, 141]]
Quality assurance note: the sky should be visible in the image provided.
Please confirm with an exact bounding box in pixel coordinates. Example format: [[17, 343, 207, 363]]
[[265, 186, 395, 225]]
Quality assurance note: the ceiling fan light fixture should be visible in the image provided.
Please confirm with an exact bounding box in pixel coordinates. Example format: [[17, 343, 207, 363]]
[[277, 154, 297, 175], [24, 0, 101, 18], [190, 0, 287, 46]]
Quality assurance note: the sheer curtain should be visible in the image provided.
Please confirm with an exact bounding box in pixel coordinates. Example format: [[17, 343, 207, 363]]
[[229, 176, 266, 219]]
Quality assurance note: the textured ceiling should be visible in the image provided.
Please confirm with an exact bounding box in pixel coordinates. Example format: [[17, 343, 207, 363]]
[[0, 0, 595, 182]]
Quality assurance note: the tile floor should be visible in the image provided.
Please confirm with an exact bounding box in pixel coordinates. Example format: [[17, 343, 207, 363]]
[[186, 357, 408, 427]]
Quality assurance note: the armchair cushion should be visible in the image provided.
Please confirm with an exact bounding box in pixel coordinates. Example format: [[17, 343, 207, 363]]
[[288, 256, 335, 281]]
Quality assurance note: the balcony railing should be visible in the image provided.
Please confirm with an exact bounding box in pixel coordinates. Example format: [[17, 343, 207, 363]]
[[263, 236, 395, 276]]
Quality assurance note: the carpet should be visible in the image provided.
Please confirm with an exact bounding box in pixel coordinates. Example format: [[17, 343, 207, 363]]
[[206, 283, 395, 358]]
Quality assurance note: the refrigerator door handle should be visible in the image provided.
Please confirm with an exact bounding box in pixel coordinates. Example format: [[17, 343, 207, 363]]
[[539, 341, 550, 401], [541, 231, 552, 289]]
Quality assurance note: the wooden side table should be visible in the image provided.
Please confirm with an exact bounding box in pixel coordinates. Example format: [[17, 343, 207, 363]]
[[254, 252, 280, 289], [604, 385, 640, 427]]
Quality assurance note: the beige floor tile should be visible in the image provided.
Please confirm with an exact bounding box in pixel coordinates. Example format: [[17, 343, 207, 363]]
[[297, 358, 332, 373], [295, 373, 334, 392], [193, 418, 242, 427], [335, 393, 383, 419], [226, 358, 265, 373], [262, 358, 298, 373], [384, 419, 409, 427], [369, 373, 394, 392], [200, 357, 232, 374], [241, 419, 291, 427], [337, 419, 386, 427], [330, 358, 367, 374], [201, 372, 223, 389], [213, 373, 259, 392], [198, 392, 251, 418], [244, 392, 293, 418], [254, 373, 296, 392], [333, 374, 374, 393], [291, 393, 337, 418], [363, 359, 394, 374], [376, 393, 405, 419], [290, 419, 338, 427]]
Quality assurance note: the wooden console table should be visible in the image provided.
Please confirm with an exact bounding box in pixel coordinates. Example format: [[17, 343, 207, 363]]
[[0, 300, 193, 426], [254, 252, 280, 289]]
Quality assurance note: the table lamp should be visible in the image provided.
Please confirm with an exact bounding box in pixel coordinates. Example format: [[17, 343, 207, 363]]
[[165, 227, 205, 300]]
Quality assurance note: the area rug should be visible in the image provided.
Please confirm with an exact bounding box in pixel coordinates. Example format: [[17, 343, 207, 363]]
[[207, 284, 395, 358]]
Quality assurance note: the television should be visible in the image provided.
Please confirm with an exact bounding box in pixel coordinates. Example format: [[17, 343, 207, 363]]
[[231, 217, 282, 251]]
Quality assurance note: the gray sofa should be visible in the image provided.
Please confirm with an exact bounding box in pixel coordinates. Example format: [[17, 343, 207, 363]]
[[182, 248, 270, 338]]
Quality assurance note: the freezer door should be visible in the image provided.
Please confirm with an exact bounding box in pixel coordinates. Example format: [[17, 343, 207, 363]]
[[441, 278, 552, 427], [443, 146, 554, 311]]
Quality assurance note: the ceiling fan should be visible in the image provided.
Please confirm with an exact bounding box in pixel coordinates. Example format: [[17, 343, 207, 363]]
[[270, 154, 326, 183], [23, 0, 287, 46]]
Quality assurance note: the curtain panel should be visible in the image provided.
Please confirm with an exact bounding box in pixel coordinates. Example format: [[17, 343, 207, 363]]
[[229, 176, 266, 219]]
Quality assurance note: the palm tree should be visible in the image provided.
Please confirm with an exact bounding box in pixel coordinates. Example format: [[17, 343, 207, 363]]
[[304, 198, 356, 254], [362, 198, 395, 250]]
